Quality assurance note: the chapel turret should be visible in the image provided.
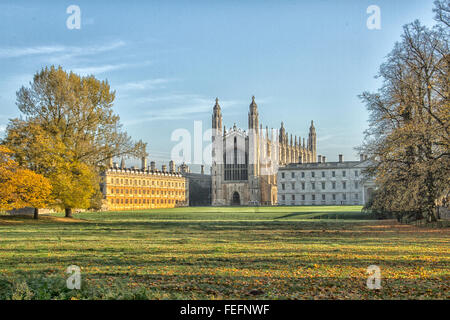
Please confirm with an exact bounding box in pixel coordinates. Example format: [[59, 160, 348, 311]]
[[308, 120, 317, 162], [212, 97, 223, 131], [248, 96, 259, 133]]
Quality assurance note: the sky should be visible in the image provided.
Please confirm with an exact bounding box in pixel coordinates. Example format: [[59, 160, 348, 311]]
[[0, 0, 437, 172]]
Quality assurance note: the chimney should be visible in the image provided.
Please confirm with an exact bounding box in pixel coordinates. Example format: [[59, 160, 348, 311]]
[[120, 158, 126, 169], [162, 164, 167, 172], [364, 155, 368, 161], [360, 154, 364, 161], [338, 154, 343, 163], [201, 165, 204, 175], [318, 155, 322, 163], [322, 156, 326, 163], [141, 157, 147, 170], [169, 160, 175, 173], [150, 161, 156, 171]]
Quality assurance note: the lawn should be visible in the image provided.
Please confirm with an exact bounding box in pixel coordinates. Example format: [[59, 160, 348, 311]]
[[0, 206, 448, 299]]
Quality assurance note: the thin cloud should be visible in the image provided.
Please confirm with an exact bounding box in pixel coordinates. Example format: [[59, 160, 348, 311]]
[[69, 60, 153, 76], [0, 46, 66, 58], [134, 93, 203, 104], [0, 40, 126, 59], [123, 96, 241, 125], [71, 63, 129, 75], [117, 78, 173, 92], [317, 134, 334, 142]]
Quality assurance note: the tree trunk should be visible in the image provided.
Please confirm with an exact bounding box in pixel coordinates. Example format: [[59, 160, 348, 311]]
[[65, 208, 73, 218], [427, 208, 437, 223], [33, 208, 39, 220]]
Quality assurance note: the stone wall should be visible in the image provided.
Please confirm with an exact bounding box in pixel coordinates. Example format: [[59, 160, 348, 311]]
[[438, 206, 450, 220], [7, 207, 57, 215]]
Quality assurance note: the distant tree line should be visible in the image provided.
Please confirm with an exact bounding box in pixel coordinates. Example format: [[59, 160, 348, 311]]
[[360, 1, 449, 223]]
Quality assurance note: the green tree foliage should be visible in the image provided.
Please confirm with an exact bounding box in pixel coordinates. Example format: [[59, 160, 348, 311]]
[[3, 66, 147, 217], [49, 161, 96, 218], [359, 2, 449, 222]]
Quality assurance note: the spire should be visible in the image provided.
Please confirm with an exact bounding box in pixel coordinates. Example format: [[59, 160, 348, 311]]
[[249, 95, 258, 112], [309, 120, 316, 133], [308, 119, 317, 156], [279, 122, 285, 143], [290, 134, 293, 146], [248, 96, 259, 132], [213, 97, 221, 114], [212, 97, 222, 130]]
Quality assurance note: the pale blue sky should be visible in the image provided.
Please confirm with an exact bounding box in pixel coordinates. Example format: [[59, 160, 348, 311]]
[[0, 0, 437, 170]]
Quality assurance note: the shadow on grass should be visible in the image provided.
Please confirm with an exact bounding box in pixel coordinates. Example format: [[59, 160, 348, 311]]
[[274, 211, 374, 220], [1, 270, 447, 300], [273, 212, 326, 220]]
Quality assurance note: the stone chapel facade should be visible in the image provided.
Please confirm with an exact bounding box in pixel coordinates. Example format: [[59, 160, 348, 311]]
[[211, 96, 317, 206]]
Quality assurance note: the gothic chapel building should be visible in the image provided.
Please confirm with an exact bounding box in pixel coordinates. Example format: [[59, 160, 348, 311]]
[[211, 96, 317, 206]]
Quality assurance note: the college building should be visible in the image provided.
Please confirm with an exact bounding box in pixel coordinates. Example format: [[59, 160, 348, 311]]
[[178, 164, 212, 206], [211, 96, 317, 206], [100, 158, 188, 211], [277, 154, 375, 206]]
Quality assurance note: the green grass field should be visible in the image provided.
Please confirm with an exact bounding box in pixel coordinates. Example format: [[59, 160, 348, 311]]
[[0, 206, 448, 300]]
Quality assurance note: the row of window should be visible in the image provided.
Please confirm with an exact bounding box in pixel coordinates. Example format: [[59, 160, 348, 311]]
[[281, 181, 359, 190], [110, 188, 185, 196], [281, 193, 359, 201], [281, 170, 359, 179], [224, 164, 248, 181], [108, 177, 185, 188], [110, 198, 179, 205]]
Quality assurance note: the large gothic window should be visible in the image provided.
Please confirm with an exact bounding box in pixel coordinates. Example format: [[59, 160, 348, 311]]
[[224, 135, 248, 181]]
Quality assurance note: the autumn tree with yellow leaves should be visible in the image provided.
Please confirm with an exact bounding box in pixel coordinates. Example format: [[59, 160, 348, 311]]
[[0, 146, 52, 218], [3, 66, 146, 217]]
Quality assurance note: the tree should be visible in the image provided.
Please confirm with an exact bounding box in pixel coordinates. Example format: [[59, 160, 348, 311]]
[[0, 146, 52, 218], [358, 3, 449, 223], [3, 66, 147, 217], [49, 161, 96, 218], [433, 0, 450, 28]]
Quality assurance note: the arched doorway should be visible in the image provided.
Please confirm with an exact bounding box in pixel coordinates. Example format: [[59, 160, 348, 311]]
[[231, 192, 240, 205]]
